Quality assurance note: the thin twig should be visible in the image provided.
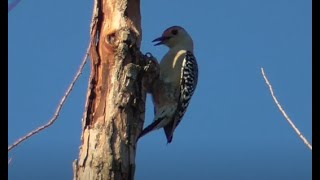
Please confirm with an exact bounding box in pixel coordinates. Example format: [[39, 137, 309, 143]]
[[8, 0, 22, 12], [261, 68, 312, 151], [8, 46, 90, 152], [8, 158, 12, 165]]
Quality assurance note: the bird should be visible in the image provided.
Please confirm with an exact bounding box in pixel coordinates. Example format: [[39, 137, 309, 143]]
[[138, 26, 198, 143]]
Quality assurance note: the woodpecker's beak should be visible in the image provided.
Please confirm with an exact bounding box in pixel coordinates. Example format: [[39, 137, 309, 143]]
[[152, 36, 170, 46]]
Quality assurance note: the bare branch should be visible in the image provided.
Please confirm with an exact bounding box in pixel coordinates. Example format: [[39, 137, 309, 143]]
[[8, 157, 12, 165], [8, 47, 90, 152], [8, 0, 22, 12], [261, 68, 312, 151]]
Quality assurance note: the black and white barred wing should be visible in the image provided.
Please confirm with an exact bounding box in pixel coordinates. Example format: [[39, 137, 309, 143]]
[[164, 51, 198, 143]]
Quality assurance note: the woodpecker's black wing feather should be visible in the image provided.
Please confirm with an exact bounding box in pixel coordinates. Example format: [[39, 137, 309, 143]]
[[166, 51, 198, 143]]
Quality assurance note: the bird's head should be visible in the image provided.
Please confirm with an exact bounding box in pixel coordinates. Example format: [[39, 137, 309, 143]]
[[152, 26, 193, 50]]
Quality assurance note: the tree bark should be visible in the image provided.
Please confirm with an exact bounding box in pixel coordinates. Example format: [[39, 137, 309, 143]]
[[73, 0, 155, 179]]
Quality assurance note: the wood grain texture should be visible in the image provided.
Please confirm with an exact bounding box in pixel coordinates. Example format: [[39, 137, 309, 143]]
[[73, 0, 156, 179]]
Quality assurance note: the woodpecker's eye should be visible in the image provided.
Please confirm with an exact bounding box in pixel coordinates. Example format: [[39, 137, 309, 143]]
[[171, 29, 178, 35]]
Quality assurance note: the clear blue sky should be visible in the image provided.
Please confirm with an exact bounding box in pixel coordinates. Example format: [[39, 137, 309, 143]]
[[8, 0, 312, 179]]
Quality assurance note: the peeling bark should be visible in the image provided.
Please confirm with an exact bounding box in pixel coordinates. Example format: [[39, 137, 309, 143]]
[[73, 0, 159, 179]]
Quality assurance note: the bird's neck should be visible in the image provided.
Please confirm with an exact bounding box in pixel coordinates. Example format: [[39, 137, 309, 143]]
[[170, 39, 194, 52]]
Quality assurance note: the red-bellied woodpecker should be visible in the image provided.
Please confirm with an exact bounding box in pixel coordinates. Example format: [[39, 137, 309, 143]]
[[138, 26, 198, 143]]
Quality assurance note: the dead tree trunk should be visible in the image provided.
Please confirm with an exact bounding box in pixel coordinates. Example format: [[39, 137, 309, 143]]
[[73, 0, 153, 179]]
